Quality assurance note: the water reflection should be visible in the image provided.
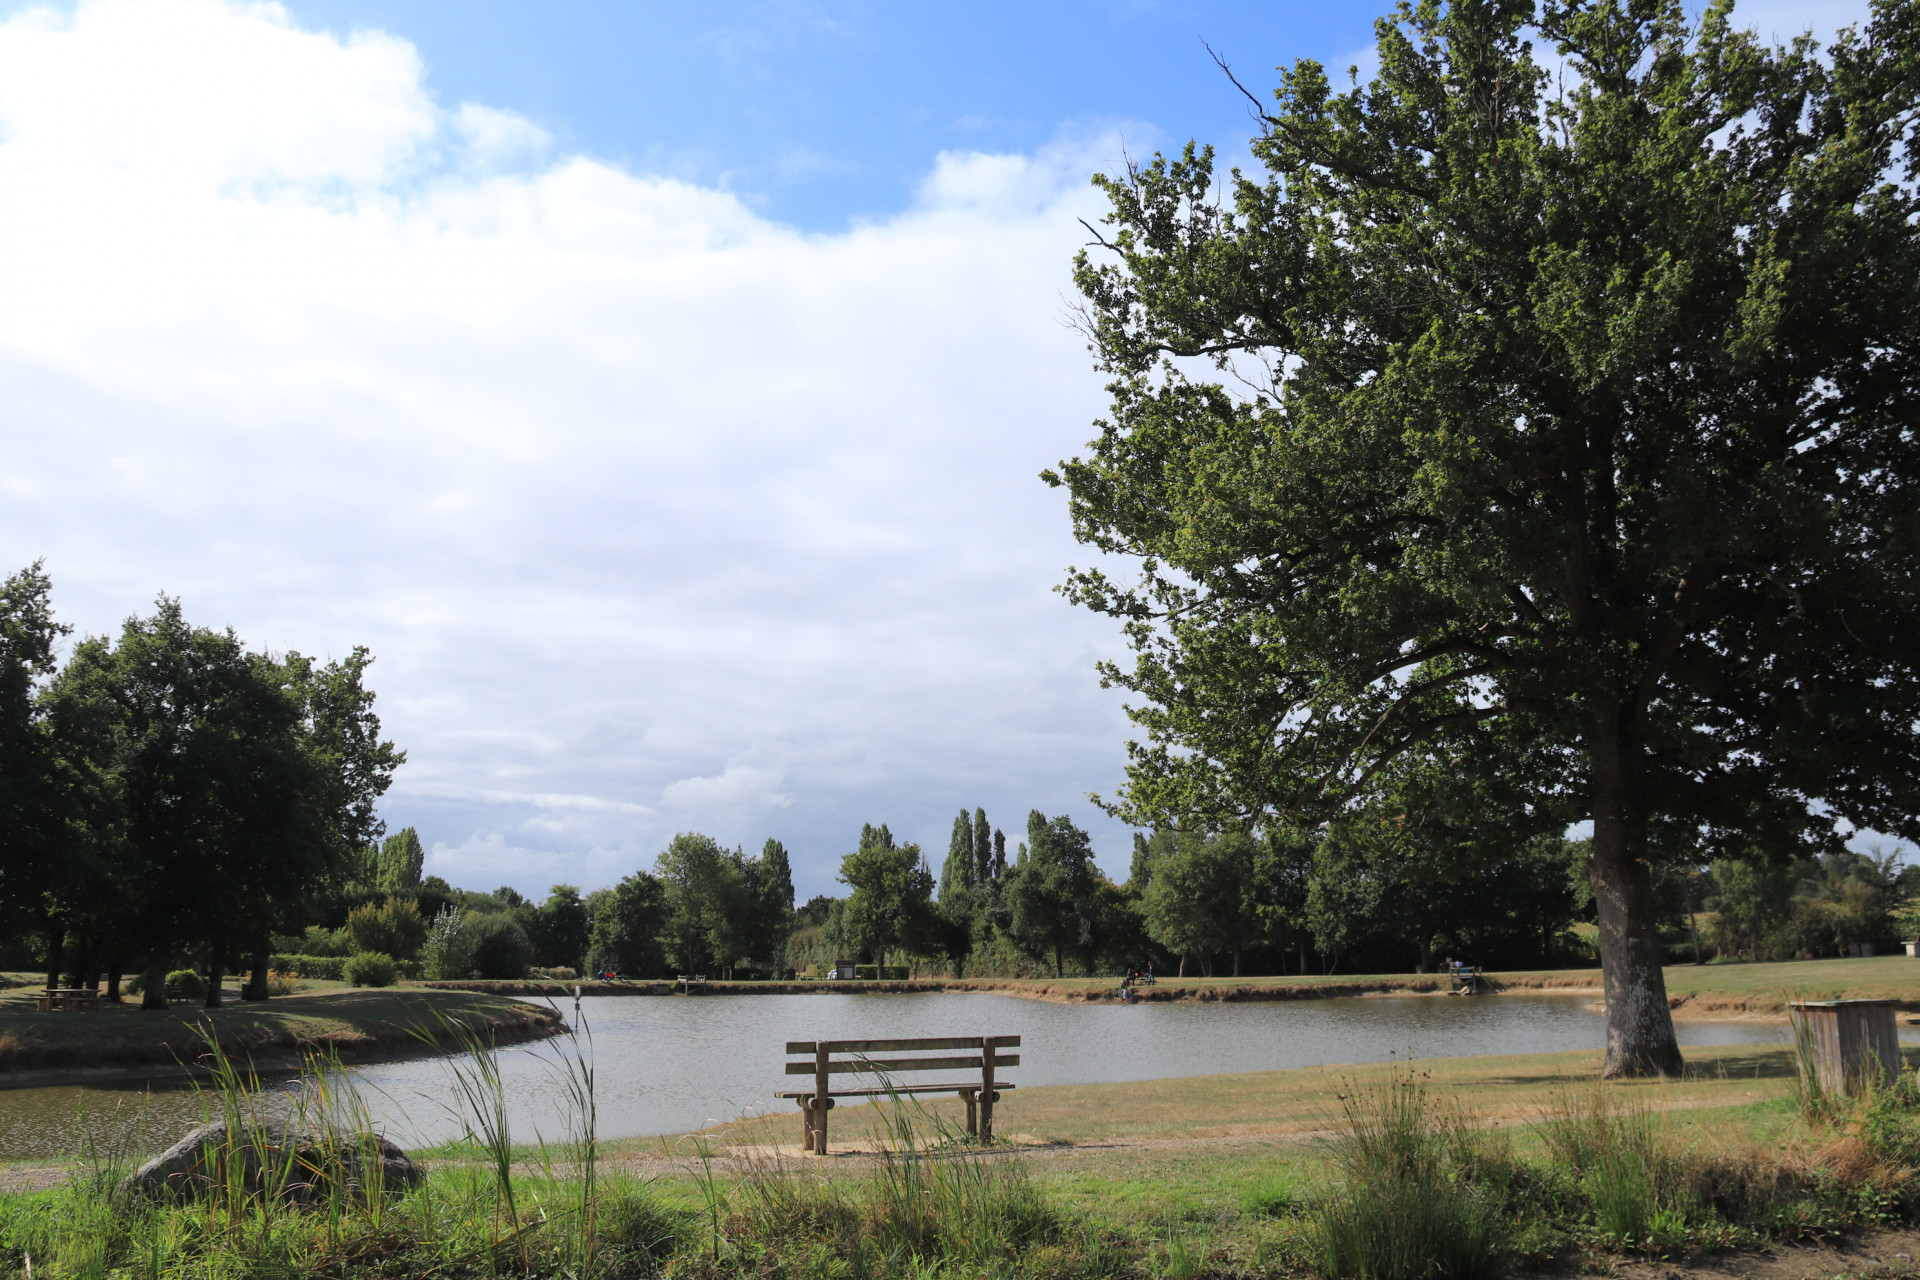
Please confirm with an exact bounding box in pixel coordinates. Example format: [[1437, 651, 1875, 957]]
[[1, 992, 1803, 1161]]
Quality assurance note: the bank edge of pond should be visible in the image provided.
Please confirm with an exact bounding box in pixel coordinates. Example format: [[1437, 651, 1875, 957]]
[[429, 960, 1920, 1022], [0, 988, 564, 1089]]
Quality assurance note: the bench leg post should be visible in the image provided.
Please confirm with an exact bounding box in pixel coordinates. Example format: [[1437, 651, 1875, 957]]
[[959, 1089, 978, 1139], [980, 1036, 998, 1145], [799, 1099, 814, 1152], [814, 1045, 831, 1156]]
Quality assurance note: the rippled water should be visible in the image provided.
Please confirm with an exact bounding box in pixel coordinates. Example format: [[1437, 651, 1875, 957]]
[[0, 991, 1803, 1161]]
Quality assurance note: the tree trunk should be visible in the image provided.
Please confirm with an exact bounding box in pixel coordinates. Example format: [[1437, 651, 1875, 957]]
[[1053, 944, 1063, 979], [243, 951, 270, 1000], [1232, 944, 1242, 977], [140, 958, 168, 1010], [1178, 954, 1186, 978], [106, 958, 124, 1003], [1591, 750, 1685, 1077], [205, 936, 226, 1009], [43, 924, 63, 991], [1299, 939, 1307, 975]]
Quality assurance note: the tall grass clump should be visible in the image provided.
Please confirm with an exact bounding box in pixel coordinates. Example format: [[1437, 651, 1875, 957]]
[[1308, 1067, 1505, 1280], [726, 1073, 1065, 1276]]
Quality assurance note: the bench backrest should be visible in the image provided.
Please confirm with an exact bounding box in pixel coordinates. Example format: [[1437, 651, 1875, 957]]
[[784, 1036, 1019, 1078]]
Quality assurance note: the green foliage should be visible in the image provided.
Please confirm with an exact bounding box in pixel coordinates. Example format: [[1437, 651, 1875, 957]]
[[268, 953, 346, 980], [466, 912, 533, 980], [341, 950, 397, 987], [838, 822, 934, 971], [587, 870, 668, 977], [374, 826, 424, 892], [1050, 0, 1920, 1072], [418, 904, 475, 980], [1003, 811, 1101, 977], [165, 968, 206, 1001], [526, 883, 591, 970], [343, 896, 428, 961]]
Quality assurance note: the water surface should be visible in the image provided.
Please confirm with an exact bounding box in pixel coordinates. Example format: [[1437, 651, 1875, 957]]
[[0, 991, 1802, 1161]]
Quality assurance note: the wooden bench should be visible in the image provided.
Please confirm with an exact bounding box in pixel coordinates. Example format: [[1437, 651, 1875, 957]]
[[778, 1035, 1018, 1156], [676, 974, 707, 992], [36, 987, 101, 1012]]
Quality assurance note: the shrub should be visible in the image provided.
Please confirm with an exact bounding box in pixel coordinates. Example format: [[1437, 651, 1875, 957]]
[[420, 905, 476, 980], [269, 953, 346, 980], [531, 966, 579, 981], [300, 924, 351, 956], [345, 897, 429, 961], [468, 913, 533, 980], [265, 970, 300, 997], [342, 951, 398, 988], [166, 969, 206, 1001]]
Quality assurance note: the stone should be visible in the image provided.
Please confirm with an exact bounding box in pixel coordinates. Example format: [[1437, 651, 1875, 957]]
[[125, 1120, 422, 1202]]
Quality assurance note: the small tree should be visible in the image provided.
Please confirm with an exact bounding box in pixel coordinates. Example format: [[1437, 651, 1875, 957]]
[[344, 897, 429, 960], [838, 823, 933, 972], [1003, 811, 1101, 978]]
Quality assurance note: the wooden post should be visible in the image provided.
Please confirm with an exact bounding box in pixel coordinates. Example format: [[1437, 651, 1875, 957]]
[[799, 1098, 814, 1151], [979, 1036, 998, 1145], [958, 1088, 978, 1138], [814, 1042, 832, 1156]]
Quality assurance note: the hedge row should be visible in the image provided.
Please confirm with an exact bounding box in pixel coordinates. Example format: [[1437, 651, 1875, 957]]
[[270, 953, 345, 980]]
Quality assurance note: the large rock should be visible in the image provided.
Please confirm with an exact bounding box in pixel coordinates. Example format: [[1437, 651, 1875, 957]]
[[125, 1120, 422, 1202]]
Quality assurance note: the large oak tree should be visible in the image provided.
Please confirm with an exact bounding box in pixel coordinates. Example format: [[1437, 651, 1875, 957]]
[[1050, 0, 1920, 1074]]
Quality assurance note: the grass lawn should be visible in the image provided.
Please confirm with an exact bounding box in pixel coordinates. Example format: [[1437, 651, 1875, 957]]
[[0, 984, 561, 1077]]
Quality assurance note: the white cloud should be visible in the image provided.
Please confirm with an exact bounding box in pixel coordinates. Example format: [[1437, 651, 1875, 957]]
[[662, 766, 792, 812], [0, 0, 1137, 897]]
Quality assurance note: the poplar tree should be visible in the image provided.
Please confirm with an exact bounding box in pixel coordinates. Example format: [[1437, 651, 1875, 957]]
[[1051, 0, 1920, 1075]]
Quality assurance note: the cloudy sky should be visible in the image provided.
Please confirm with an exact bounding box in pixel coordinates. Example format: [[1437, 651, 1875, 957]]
[[0, 0, 1869, 900]]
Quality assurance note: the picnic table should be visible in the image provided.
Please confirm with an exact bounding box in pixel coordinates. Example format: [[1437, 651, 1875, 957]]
[[36, 987, 101, 1012], [779, 1035, 1018, 1156]]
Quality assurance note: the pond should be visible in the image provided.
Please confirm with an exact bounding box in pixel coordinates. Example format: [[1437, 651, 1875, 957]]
[[0, 992, 1808, 1161]]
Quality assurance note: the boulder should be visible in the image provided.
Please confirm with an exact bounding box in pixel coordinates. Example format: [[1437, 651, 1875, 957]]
[[125, 1120, 422, 1202]]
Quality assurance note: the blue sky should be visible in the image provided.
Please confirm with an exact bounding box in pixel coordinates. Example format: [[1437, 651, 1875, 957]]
[[0, 0, 1875, 902], [269, 1, 1382, 232]]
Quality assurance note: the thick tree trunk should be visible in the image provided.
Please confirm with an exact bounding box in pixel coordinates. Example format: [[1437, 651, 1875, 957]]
[[1053, 945, 1063, 978], [1232, 945, 1242, 977], [140, 958, 168, 1010], [205, 936, 226, 1009], [43, 924, 63, 991], [1417, 936, 1435, 974], [105, 959, 124, 1003], [1591, 749, 1685, 1078], [243, 951, 270, 1000]]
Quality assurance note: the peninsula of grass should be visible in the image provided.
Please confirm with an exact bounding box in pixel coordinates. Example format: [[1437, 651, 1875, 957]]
[[9, 1038, 1920, 1279], [432, 954, 1920, 1019], [0, 984, 563, 1082]]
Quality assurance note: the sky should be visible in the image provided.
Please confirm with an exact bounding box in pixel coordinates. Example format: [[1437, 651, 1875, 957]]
[[0, 0, 1875, 901]]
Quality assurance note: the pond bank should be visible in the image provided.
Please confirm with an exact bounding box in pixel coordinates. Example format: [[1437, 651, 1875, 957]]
[[0, 987, 562, 1088], [428, 954, 1920, 1021]]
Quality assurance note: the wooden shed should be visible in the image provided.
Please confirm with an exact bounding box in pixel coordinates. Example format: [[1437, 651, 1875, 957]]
[[1788, 999, 1902, 1095]]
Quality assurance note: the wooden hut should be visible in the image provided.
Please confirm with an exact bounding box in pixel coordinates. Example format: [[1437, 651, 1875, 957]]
[[1788, 999, 1901, 1095]]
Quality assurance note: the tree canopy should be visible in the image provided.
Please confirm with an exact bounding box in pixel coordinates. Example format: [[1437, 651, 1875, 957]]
[[1048, 0, 1920, 1075]]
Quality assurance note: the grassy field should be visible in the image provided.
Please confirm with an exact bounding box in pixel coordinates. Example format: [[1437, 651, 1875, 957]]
[[7, 1031, 1920, 1277], [0, 984, 563, 1078]]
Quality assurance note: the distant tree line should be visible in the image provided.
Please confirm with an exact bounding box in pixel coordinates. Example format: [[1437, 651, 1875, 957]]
[[0, 564, 402, 1005]]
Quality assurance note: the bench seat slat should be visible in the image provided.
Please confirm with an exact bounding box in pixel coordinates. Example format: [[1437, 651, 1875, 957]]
[[784, 1054, 1018, 1075], [775, 1082, 1016, 1099]]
